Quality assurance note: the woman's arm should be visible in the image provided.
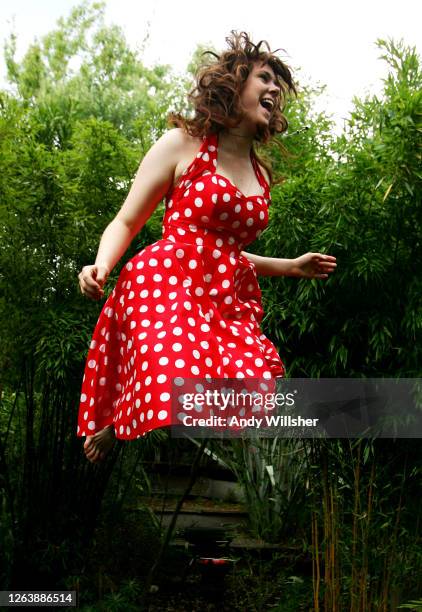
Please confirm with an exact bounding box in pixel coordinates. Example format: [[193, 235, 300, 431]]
[[241, 251, 337, 279], [94, 128, 187, 273], [240, 251, 294, 276]]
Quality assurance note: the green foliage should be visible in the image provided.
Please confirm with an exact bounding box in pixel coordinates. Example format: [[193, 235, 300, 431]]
[[258, 37, 422, 377], [398, 601, 422, 611], [0, 0, 184, 589], [1, 3, 421, 605], [211, 438, 308, 543], [305, 438, 422, 609]]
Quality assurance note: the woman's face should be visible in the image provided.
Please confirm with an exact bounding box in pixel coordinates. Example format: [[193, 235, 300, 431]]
[[238, 61, 280, 132]]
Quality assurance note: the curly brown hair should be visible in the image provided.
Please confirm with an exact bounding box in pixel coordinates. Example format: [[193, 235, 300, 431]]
[[168, 31, 298, 185]]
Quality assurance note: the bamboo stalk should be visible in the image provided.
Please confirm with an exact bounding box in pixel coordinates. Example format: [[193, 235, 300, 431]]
[[312, 510, 320, 612], [351, 441, 361, 612]]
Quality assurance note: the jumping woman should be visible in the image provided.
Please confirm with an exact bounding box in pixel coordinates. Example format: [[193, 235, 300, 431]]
[[77, 31, 337, 463]]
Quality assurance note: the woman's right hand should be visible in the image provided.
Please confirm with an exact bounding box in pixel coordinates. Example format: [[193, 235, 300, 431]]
[[78, 264, 110, 300]]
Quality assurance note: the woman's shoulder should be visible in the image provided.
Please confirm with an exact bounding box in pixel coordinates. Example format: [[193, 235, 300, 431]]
[[160, 127, 202, 151], [162, 128, 204, 175], [148, 128, 203, 176]]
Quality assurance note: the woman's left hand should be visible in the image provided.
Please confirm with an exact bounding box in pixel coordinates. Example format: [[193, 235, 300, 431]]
[[290, 253, 337, 279]]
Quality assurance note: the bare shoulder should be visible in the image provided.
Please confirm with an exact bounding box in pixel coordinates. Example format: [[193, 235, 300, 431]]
[[159, 127, 201, 153], [169, 128, 203, 184]]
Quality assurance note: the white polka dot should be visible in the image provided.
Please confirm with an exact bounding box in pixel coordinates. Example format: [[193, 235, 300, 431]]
[[195, 182, 204, 191], [158, 410, 168, 420]]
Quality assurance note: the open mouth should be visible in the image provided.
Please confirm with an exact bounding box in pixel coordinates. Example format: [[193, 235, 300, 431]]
[[259, 98, 274, 113]]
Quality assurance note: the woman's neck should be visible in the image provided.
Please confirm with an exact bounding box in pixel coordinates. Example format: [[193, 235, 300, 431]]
[[219, 127, 255, 158]]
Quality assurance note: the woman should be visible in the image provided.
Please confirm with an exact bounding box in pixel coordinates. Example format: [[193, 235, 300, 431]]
[[77, 31, 337, 463]]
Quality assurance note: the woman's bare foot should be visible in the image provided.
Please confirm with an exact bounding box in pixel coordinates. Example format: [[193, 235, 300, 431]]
[[84, 425, 116, 463]]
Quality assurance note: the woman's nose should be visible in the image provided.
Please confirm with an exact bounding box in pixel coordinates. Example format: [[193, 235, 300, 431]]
[[268, 82, 280, 95]]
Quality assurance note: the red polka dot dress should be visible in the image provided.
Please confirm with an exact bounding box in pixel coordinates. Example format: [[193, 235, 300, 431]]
[[77, 132, 285, 440]]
